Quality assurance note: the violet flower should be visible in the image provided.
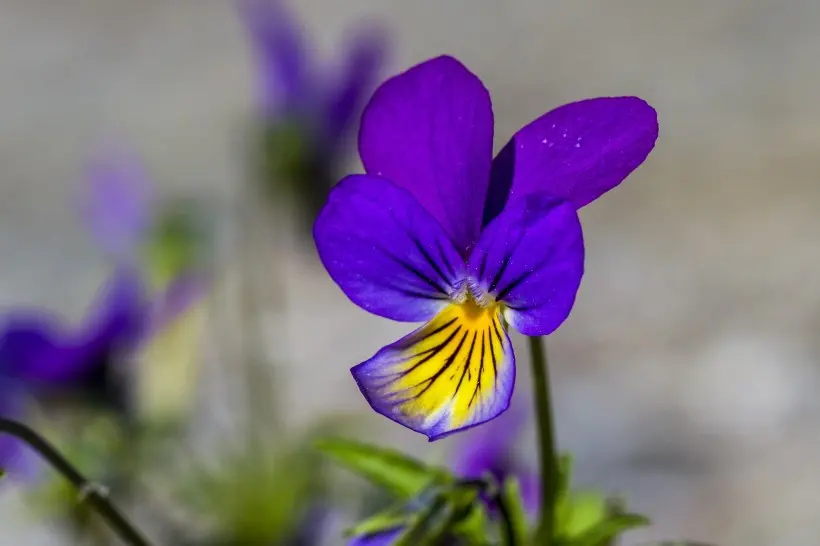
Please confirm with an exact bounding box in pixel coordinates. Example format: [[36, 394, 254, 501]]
[[0, 268, 148, 472], [0, 150, 206, 473], [314, 56, 658, 440], [451, 401, 539, 515], [240, 0, 386, 222]]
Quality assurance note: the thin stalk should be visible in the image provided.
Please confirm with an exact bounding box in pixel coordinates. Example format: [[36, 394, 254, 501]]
[[528, 336, 558, 545], [0, 418, 153, 546]]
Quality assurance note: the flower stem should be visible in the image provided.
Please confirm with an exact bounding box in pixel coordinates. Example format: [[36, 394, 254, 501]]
[[528, 336, 557, 545], [0, 418, 154, 546]]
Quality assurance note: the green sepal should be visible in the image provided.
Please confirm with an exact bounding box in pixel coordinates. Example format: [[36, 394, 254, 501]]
[[499, 476, 530, 546]]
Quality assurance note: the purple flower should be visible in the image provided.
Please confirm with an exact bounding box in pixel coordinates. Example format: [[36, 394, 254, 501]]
[[0, 268, 147, 472], [313, 56, 658, 440], [451, 401, 540, 515], [239, 0, 386, 224], [240, 0, 385, 147]]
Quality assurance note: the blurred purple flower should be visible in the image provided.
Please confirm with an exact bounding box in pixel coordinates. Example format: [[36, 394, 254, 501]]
[[0, 150, 207, 474], [240, 0, 385, 148], [0, 268, 147, 473], [239, 0, 387, 225], [451, 399, 540, 516]]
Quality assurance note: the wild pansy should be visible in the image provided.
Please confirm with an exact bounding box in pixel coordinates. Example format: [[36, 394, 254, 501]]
[[81, 149, 209, 423], [314, 56, 658, 440], [0, 268, 148, 472], [451, 401, 539, 515], [0, 151, 206, 474], [239, 0, 386, 224]]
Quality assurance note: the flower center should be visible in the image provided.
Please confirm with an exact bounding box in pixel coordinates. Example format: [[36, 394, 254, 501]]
[[450, 277, 496, 313]]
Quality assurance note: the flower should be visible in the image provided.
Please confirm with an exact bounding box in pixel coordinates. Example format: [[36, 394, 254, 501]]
[[239, 0, 386, 223], [313, 55, 658, 440], [451, 401, 539, 515], [0, 268, 147, 473]]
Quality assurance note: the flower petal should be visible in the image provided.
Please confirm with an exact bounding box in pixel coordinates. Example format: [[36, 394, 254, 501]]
[[469, 193, 584, 337], [351, 302, 515, 441], [358, 55, 494, 253], [0, 314, 83, 384], [77, 268, 148, 359], [82, 148, 155, 259], [322, 25, 386, 148], [314, 174, 466, 322], [484, 97, 658, 223], [240, 0, 310, 115]]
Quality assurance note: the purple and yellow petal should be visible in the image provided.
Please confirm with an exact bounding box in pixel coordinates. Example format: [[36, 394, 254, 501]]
[[358, 55, 494, 253], [469, 193, 584, 337], [485, 97, 658, 222], [314, 174, 466, 322], [352, 301, 515, 441]]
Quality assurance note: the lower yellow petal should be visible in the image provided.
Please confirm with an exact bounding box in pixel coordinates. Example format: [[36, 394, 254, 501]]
[[352, 300, 515, 440]]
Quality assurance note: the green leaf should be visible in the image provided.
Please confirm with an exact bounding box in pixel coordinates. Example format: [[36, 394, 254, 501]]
[[316, 437, 452, 498], [499, 476, 530, 546], [570, 512, 651, 546], [346, 508, 410, 538], [450, 500, 490, 545]]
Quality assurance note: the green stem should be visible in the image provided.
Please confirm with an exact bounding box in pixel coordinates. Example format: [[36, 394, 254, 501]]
[[529, 336, 558, 545], [0, 418, 154, 546]]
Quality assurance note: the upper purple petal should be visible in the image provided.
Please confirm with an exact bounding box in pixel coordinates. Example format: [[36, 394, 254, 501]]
[[81, 148, 155, 260], [322, 25, 386, 148], [75, 268, 148, 363], [358, 55, 494, 254], [484, 97, 658, 223], [240, 0, 311, 115], [314, 174, 466, 322], [349, 528, 403, 546], [469, 193, 584, 336]]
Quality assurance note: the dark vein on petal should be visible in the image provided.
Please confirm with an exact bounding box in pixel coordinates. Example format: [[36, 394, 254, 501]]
[[435, 238, 457, 280], [411, 235, 452, 289], [382, 325, 462, 383], [408, 330, 469, 397], [468, 330, 487, 409], [452, 332, 477, 402], [495, 270, 533, 302]]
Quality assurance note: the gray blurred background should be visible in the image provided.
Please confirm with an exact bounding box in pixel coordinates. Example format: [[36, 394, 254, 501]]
[[2, 1, 820, 545]]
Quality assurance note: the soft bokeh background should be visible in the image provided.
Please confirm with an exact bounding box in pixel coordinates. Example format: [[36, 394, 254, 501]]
[[3, 1, 820, 545]]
